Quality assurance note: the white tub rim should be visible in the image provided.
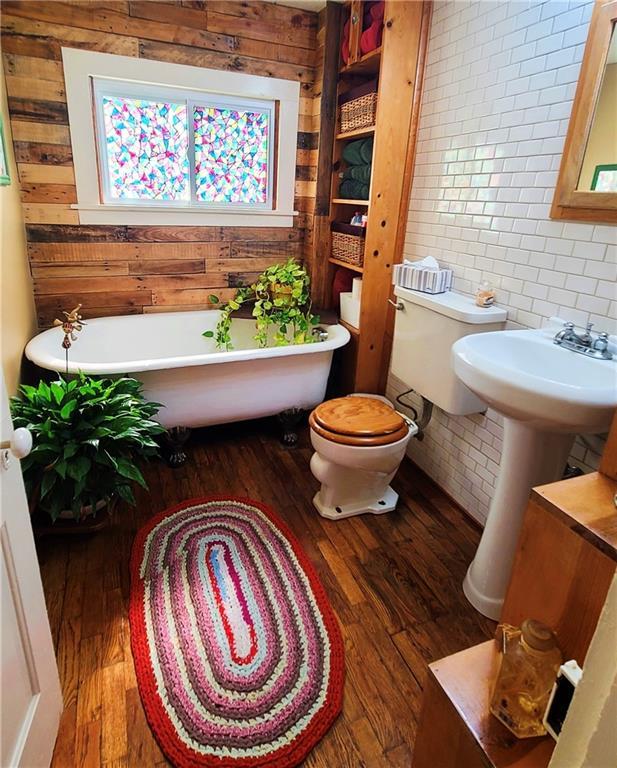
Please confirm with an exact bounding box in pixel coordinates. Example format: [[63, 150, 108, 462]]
[[25, 310, 351, 376]]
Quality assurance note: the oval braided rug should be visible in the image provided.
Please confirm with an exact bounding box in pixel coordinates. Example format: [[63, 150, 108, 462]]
[[129, 497, 345, 768]]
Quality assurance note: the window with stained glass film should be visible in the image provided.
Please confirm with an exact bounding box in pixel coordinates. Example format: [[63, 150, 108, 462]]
[[95, 82, 275, 210], [101, 96, 190, 201], [193, 105, 270, 204]]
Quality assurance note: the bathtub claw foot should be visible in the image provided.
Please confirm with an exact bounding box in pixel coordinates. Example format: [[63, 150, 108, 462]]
[[164, 427, 191, 468], [277, 408, 305, 447]]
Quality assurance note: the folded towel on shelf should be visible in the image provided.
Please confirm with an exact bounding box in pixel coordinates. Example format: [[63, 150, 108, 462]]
[[332, 267, 354, 306], [360, 21, 383, 55], [342, 164, 372, 183], [339, 179, 370, 200], [360, 1, 385, 55], [342, 137, 374, 166], [364, 0, 385, 24]]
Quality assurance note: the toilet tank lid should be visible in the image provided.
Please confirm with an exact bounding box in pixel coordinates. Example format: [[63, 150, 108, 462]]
[[394, 287, 508, 324]]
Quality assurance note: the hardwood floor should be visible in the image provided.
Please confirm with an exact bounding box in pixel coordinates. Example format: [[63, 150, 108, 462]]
[[37, 420, 495, 768]]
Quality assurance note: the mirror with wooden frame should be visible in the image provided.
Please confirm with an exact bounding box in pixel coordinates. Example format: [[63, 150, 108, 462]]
[[552, 0, 617, 223]]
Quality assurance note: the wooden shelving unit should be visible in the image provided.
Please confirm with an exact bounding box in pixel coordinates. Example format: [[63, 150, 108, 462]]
[[414, 641, 555, 768], [336, 125, 376, 141], [328, 257, 364, 273], [340, 45, 382, 76], [320, 0, 432, 393], [340, 318, 360, 336]]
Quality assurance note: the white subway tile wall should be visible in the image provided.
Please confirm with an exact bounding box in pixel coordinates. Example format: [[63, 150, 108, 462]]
[[387, 0, 616, 525]]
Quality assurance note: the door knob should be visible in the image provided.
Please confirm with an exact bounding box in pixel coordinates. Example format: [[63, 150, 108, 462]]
[[1, 428, 33, 459]]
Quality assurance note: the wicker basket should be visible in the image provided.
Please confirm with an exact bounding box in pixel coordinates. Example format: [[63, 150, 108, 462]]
[[331, 231, 365, 267], [339, 91, 377, 133]]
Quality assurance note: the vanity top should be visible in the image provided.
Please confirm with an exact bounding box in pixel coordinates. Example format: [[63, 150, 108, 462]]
[[533, 473, 617, 564]]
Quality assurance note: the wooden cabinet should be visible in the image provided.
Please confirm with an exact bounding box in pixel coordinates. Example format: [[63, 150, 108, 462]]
[[411, 415, 617, 768], [413, 642, 555, 768], [310, 0, 431, 394], [501, 474, 617, 665]]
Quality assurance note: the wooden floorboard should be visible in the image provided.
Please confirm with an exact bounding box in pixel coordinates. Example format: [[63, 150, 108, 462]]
[[37, 420, 495, 767]]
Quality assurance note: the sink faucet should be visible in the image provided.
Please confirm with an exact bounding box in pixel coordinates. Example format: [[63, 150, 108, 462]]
[[553, 321, 613, 360], [553, 321, 575, 343]]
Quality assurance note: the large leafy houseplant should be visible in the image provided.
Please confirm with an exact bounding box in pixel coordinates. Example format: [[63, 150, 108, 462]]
[[11, 375, 165, 522], [204, 258, 321, 350]]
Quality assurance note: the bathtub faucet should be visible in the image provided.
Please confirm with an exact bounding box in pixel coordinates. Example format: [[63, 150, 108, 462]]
[[313, 327, 329, 342]]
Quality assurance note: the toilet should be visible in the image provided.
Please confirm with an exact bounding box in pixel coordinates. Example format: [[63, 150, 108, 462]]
[[309, 394, 418, 520], [309, 289, 508, 521]]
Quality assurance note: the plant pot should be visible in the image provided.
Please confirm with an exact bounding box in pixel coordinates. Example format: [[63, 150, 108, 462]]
[[31, 498, 115, 538], [59, 498, 109, 521], [270, 283, 294, 306]]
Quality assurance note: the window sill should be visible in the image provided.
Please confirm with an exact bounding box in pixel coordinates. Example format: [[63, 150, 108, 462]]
[[72, 204, 297, 228]]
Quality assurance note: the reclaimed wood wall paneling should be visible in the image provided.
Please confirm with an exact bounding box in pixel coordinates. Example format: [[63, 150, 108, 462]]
[[0, 0, 319, 328]]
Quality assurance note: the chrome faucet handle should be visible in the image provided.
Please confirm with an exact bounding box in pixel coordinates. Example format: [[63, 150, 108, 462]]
[[562, 321, 575, 335], [593, 332, 609, 352], [586, 322, 594, 333], [554, 321, 574, 343]]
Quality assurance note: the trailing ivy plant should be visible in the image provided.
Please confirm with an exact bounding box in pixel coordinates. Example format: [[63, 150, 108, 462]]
[[10, 375, 165, 522], [204, 258, 321, 350]]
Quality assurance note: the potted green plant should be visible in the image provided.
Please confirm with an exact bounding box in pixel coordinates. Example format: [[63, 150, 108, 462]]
[[10, 374, 165, 523], [204, 258, 321, 350]]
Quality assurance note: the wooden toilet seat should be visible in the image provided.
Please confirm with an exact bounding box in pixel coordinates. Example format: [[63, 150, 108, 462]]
[[309, 397, 409, 447]]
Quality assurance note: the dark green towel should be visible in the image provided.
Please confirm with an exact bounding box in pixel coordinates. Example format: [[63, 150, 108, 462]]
[[359, 137, 373, 164], [339, 179, 369, 200], [342, 137, 374, 166], [342, 164, 372, 183]]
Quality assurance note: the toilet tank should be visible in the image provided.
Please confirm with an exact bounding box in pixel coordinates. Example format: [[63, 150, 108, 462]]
[[390, 287, 507, 416]]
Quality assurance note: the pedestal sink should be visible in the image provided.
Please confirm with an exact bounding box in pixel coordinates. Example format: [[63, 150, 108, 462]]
[[452, 322, 617, 620]]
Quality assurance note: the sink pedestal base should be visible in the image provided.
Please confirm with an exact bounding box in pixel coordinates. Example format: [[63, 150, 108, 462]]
[[463, 419, 574, 620]]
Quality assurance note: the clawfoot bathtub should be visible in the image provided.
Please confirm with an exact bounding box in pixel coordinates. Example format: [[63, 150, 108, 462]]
[[25, 310, 350, 459]]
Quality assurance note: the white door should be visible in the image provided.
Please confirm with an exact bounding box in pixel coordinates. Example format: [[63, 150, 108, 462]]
[[0, 369, 62, 767]]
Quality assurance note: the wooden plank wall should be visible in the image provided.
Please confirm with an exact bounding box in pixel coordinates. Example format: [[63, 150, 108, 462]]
[[0, 0, 319, 328], [301, 4, 325, 278]]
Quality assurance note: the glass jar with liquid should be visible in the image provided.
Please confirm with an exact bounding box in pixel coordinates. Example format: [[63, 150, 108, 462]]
[[490, 619, 562, 738], [475, 280, 496, 307]]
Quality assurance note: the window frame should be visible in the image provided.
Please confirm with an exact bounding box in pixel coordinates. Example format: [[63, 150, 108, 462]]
[[93, 80, 276, 211], [62, 48, 299, 227]]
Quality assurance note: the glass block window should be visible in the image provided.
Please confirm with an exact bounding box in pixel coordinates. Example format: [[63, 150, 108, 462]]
[[101, 96, 190, 202], [94, 81, 274, 209]]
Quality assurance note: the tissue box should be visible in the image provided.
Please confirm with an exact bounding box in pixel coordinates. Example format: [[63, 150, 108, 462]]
[[393, 261, 453, 294], [340, 292, 360, 329]]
